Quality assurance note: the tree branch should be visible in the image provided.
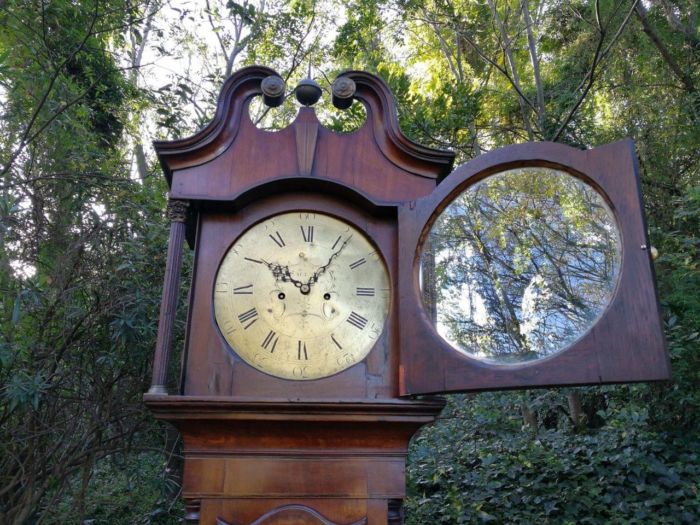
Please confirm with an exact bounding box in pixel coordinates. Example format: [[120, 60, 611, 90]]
[[552, 0, 640, 141], [521, 0, 545, 130], [0, 1, 101, 177], [635, 2, 696, 95], [486, 0, 535, 140]]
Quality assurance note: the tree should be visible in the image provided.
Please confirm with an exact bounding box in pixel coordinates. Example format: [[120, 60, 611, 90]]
[[424, 167, 620, 362], [0, 2, 174, 522]]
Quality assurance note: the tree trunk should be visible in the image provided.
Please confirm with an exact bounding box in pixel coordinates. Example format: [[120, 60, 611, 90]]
[[567, 391, 584, 431], [521, 403, 538, 429]]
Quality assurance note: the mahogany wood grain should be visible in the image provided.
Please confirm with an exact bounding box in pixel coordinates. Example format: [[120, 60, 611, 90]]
[[154, 66, 454, 202], [398, 140, 671, 395], [168, 106, 440, 205], [144, 396, 445, 525], [216, 504, 369, 525], [147, 65, 453, 522], [204, 499, 384, 525], [295, 110, 319, 176], [147, 66, 454, 524]]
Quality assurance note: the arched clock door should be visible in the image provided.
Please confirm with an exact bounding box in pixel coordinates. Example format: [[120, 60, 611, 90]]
[[397, 140, 669, 395]]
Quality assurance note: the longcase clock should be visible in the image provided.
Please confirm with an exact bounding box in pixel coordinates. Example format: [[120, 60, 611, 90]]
[[144, 66, 669, 525]]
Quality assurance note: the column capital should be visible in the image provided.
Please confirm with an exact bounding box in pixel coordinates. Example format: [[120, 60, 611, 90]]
[[167, 199, 189, 223]]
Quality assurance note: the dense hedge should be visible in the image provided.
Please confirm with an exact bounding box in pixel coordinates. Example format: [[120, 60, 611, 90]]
[[406, 391, 700, 524]]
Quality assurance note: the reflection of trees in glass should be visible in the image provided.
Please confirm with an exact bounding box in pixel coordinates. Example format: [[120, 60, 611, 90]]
[[421, 168, 621, 363]]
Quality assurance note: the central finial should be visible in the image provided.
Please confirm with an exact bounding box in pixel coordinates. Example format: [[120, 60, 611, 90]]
[[295, 78, 322, 106], [294, 62, 322, 107]]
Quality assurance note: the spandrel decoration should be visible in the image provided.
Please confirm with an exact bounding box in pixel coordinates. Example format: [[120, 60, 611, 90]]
[[420, 167, 622, 364]]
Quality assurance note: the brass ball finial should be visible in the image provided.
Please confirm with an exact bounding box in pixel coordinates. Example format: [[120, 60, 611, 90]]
[[332, 77, 356, 109], [261, 75, 286, 108], [295, 78, 322, 106]]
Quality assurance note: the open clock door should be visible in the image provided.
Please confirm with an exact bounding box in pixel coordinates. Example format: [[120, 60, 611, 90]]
[[398, 140, 670, 395]]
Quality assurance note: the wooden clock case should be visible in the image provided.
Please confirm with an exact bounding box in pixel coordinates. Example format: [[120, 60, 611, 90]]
[[144, 65, 669, 524], [144, 65, 453, 525]]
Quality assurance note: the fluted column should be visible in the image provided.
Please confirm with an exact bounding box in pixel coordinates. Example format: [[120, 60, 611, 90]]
[[148, 199, 189, 395]]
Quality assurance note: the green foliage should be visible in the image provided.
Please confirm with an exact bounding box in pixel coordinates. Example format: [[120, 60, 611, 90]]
[[49, 451, 183, 525], [0, 2, 180, 523], [333, 0, 388, 69], [648, 185, 700, 428], [407, 393, 700, 524], [1, 0, 699, 522]]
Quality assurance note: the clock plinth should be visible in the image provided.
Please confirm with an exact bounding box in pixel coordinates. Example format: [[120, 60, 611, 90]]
[[144, 396, 445, 525]]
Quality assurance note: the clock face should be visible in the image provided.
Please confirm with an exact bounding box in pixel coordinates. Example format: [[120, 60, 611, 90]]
[[213, 211, 391, 380]]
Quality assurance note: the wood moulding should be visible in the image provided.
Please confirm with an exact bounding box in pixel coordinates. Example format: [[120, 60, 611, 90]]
[[152, 66, 455, 204], [143, 395, 446, 423]]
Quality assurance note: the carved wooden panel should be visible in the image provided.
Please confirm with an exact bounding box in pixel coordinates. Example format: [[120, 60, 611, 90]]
[[217, 504, 368, 525], [154, 66, 455, 206]]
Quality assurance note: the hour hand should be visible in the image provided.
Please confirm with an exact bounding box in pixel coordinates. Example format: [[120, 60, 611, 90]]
[[261, 259, 293, 283], [260, 258, 284, 281], [261, 259, 308, 292], [280, 266, 305, 289]]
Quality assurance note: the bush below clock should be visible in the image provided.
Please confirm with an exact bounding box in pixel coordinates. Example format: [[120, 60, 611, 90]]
[[405, 390, 700, 524]]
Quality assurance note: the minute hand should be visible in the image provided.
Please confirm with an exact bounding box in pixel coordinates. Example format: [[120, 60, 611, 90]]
[[306, 235, 352, 287]]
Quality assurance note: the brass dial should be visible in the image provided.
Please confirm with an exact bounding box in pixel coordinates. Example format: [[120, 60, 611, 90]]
[[213, 212, 390, 380]]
